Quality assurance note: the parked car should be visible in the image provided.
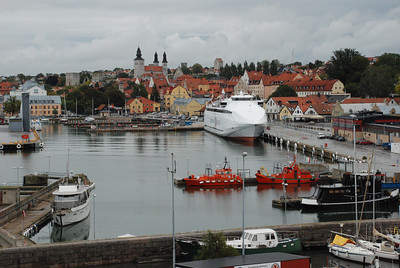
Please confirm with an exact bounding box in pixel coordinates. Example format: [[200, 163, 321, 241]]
[[335, 136, 345, 141], [356, 139, 373, 145], [317, 133, 325, 139]]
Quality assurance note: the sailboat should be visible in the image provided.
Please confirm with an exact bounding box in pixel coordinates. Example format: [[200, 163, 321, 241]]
[[328, 232, 375, 264], [357, 151, 400, 262], [327, 155, 375, 265]]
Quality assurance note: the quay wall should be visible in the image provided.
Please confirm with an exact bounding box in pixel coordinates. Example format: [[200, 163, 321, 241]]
[[1, 219, 399, 267], [262, 133, 346, 163]]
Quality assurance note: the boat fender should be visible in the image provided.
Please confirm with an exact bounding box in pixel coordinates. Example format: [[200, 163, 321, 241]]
[[345, 251, 349, 258], [39, 142, 44, 148], [16, 144, 21, 149], [0, 145, 3, 150]]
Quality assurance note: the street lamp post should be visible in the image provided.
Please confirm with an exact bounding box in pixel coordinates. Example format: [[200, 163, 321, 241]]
[[241, 152, 247, 256], [13, 166, 24, 186], [46, 155, 51, 173], [92, 193, 96, 239], [167, 153, 176, 267]]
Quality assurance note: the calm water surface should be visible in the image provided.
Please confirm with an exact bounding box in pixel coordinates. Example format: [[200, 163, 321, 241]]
[[0, 124, 398, 245]]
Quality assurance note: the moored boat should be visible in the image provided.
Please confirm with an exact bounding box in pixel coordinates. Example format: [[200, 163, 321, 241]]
[[226, 228, 302, 255], [182, 157, 243, 187], [204, 90, 268, 142], [51, 173, 95, 226], [177, 228, 302, 258], [328, 233, 375, 264], [301, 172, 399, 211], [256, 156, 317, 184]]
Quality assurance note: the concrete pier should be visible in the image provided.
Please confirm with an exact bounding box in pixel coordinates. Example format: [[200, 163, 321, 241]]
[[262, 122, 400, 178]]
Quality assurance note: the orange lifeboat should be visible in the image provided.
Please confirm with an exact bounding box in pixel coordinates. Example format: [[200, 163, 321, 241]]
[[183, 157, 243, 187], [256, 156, 318, 185]]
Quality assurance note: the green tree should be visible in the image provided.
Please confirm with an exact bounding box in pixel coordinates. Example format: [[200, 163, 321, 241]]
[[243, 61, 249, 71], [249, 62, 256, 71], [314, 59, 324, 68], [116, 72, 129, 78], [230, 63, 238, 77], [262, 60, 270, 75], [237, 63, 243, 76], [325, 48, 369, 85], [3, 96, 21, 116], [221, 64, 232, 80], [270, 85, 297, 98], [270, 60, 279, 75], [194, 231, 239, 260], [45, 75, 59, 87], [181, 66, 191, 75], [256, 62, 262, 72], [58, 73, 66, 87], [376, 53, 400, 71], [192, 63, 203, 74], [150, 85, 160, 103], [360, 65, 396, 97], [17, 73, 26, 82]]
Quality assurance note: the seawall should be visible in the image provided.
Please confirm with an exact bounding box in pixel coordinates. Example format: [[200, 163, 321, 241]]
[[1, 218, 399, 267]]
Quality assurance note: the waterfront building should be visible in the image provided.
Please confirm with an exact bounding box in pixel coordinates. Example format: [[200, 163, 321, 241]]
[[164, 86, 190, 110], [127, 97, 160, 114], [171, 97, 210, 117], [332, 97, 400, 117], [10, 79, 47, 97]]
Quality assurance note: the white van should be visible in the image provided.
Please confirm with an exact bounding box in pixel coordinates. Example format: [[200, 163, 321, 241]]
[[317, 133, 325, 139]]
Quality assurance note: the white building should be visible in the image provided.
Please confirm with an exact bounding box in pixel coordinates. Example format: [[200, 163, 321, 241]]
[[10, 79, 47, 97]]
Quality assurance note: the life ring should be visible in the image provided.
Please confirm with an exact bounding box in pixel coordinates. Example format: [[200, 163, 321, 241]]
[[39, 143, 44, 148], [0, 144, 3, 150], [16, 144, 22, 149]]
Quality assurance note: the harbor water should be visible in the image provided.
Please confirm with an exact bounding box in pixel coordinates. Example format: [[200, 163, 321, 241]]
[[0, 124, 399, 245]]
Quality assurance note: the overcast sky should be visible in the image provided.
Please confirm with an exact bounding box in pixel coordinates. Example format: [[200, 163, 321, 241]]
[[1, 0, 399, 76]]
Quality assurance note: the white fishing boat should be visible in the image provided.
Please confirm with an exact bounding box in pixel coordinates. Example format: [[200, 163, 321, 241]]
[[225, 228, 302, 254], [51, 174, 95, 226], [204, 90, 268, 141]]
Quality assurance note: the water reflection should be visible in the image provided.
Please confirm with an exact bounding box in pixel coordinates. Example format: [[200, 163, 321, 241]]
[[51, 216, 90, 243], [183, 185, 242, 194]]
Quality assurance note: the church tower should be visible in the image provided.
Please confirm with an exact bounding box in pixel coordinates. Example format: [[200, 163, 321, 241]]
[[162, 52, 168, 77], [134, 47, 145, 78], [153, 52, 159, 66]]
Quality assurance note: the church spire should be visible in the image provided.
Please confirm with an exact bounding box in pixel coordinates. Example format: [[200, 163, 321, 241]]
[[135, 47, 143, 60], [162, 52, 168, 63], [153, 52, 159, 64]]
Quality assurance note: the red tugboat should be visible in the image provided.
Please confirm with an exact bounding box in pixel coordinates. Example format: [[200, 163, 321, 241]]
[[256, 156, 317, 184], [183, 157, 243, 187]]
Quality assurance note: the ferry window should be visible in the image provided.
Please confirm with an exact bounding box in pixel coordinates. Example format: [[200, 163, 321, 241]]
[[252, 235, 258, 241], [335, 190, 339, 193], [329, 190, 334, 194]]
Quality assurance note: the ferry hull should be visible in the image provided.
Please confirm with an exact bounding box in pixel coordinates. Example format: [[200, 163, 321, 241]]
[[53, 197, 91, 226], [204, 122, 266, 141]]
